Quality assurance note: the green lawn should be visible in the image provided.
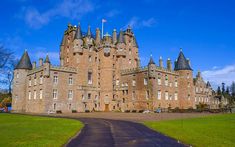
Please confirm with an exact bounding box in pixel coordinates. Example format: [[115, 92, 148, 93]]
[[0, 113, 83, 146], [144, 114, 235, 147]]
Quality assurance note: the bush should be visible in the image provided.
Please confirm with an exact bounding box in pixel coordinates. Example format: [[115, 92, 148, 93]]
[[56, 110, 62, 114], [125, 110, 130, 113], [138, 110, 144, 113], [72, 110, 77, 113], [85, 110, 90, 113], [132, 110, 137, 113]]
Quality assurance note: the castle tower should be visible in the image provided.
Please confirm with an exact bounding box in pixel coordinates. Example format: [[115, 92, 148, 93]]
[[95, 28, 101, 44], [148, 56, 156, 79], [167, 58, 172, 71], [12, 51, 32, 112], [174, 49, 194, 109], [43, 54, 50, 77], [73, 23, 84, 54]]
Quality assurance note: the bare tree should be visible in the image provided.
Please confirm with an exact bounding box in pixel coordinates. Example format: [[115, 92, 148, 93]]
[[0, 45, 13, 69]]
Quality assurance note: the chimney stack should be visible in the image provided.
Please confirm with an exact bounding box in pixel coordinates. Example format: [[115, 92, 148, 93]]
[[32, 61, 36, 69], [167, 58, 172, 71], [95, 28, 101, 44], [39, 58, 43, 66], [112, 29, 117, 44], [159, 56, 163, 68]]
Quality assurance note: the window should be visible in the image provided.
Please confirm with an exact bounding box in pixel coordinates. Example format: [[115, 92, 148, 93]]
[[132, 80, 136, 86], [116, 80, 119, 86], [68, 90, 73, 99], [165, 75, 168, 86], [174, 92, 178, 100], [129, 59, 131, 64], [29, 80, 32, 86], [157, 90, 161, 100], [144, 78, 148, 85], [39, 89, 43, 99], [40, 76, 43, 84], [69, 77, 73, 85], [53, 76, 58, 84], [88, 93, 91, 99], [132, 91, 135, 100], [53, 103, 56, 110], [33, 90, 36, 99], [53, 89, 58, 99], [82, 95, 85, 100], [66, 57, 69, 63], [28, 91, 31, 100], [34, 78, 37, 86], [165, 91, 169, 100], [16, 73, 19, 78], [187, 73, 190, 79], [88, 72, 92, 84], [146, 90, 149, 99], [195, 97, 197, 102], [188, 94, 191, 100], [89, 56, 92, 62], [95, 95, 98, 100], [187, 82, 190, 88], [169, 95, 172, 100], [196, 87, 199, 93], [158, 77, 161, 85], [175, 80, 178, 87]]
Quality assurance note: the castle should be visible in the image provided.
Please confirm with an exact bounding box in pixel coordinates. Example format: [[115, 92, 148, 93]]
[[12, 23, 224, 113]]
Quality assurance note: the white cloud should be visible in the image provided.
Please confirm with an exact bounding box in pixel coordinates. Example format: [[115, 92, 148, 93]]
[[23, 0, 95, 28], [202, 64, 235, 88], [124, 17, 156, 29]]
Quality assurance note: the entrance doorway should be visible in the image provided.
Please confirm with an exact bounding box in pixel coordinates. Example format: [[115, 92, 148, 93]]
[[105, 104, 109, 112]]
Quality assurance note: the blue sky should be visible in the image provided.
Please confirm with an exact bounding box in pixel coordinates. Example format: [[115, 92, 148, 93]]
[[0, 0, 235, 88]]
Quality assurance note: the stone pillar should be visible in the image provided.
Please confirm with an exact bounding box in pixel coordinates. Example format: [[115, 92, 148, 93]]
[[159, 56, 163, 68], [167, 58, 172, 71], [39, 58, 43, 66]]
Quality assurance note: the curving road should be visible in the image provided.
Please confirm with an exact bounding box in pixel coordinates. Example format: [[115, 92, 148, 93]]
[[66, 118, 186, 147]]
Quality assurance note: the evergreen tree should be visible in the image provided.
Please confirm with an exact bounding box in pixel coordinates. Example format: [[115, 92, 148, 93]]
[[217, 86, 222, 96], [222, 83, 225, 94], [231, 82, 235, 98], [226, 86, 230, 95]]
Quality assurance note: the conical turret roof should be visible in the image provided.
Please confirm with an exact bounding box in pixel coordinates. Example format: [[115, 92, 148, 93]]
[[117, 30, 124, 44], [148, 56, 155, 65], [15, 51, 32, 70], [87, 25, 92, 37], [174, 50, 192, 71], [74, 23, 82, 39], [44, 54, 50, 63]]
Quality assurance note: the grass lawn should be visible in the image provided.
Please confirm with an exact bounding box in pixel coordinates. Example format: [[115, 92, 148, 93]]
[[0, 113, 83, 146], [144, 114, 235, 147]]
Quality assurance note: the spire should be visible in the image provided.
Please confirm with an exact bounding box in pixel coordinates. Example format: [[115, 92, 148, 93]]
[[117, 30, 124, 44], [133, 36, 138, 48], [206, 81, 211, 88], [15, 51, 32, 70], [87, 25, 92, 38], [174, 49, 192, 71], [148, 55, 155, 65], [74, 23, 82, 39], [44, 54, 50, 63]]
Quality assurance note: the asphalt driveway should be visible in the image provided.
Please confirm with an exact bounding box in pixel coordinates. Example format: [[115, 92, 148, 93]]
[[66, 118, 186, 147]]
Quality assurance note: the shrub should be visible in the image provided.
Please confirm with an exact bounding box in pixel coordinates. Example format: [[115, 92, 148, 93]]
[[56, 110, 62, 114]]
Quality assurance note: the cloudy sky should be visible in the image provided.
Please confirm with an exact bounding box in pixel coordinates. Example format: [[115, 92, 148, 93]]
[[0, 0, 235, 89]]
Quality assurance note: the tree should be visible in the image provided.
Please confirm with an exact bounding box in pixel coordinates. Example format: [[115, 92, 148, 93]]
[[217, 86, 222, 96], [0, 45, 12, 69], [226, 86, 230, 95], [0, 58, 18, 95], [231, 82, 235, 98], [222, 83, 225, 94]]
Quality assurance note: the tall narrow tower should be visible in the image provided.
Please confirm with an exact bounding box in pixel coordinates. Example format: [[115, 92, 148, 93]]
[[12, 51, 32, 112], [174, 49, 194, 109]]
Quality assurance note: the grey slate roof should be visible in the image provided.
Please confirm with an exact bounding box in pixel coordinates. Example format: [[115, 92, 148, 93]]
[[74, 24, 82, 39], [148, 56, 155, 65], [174, 50, 192, 71], [15, 51, 32, 70], [117, 31, 124, 44], [87, 25, 92, 37]]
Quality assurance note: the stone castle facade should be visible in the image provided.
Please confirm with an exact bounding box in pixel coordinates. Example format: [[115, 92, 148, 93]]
[[12, 23, 222, 113]]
